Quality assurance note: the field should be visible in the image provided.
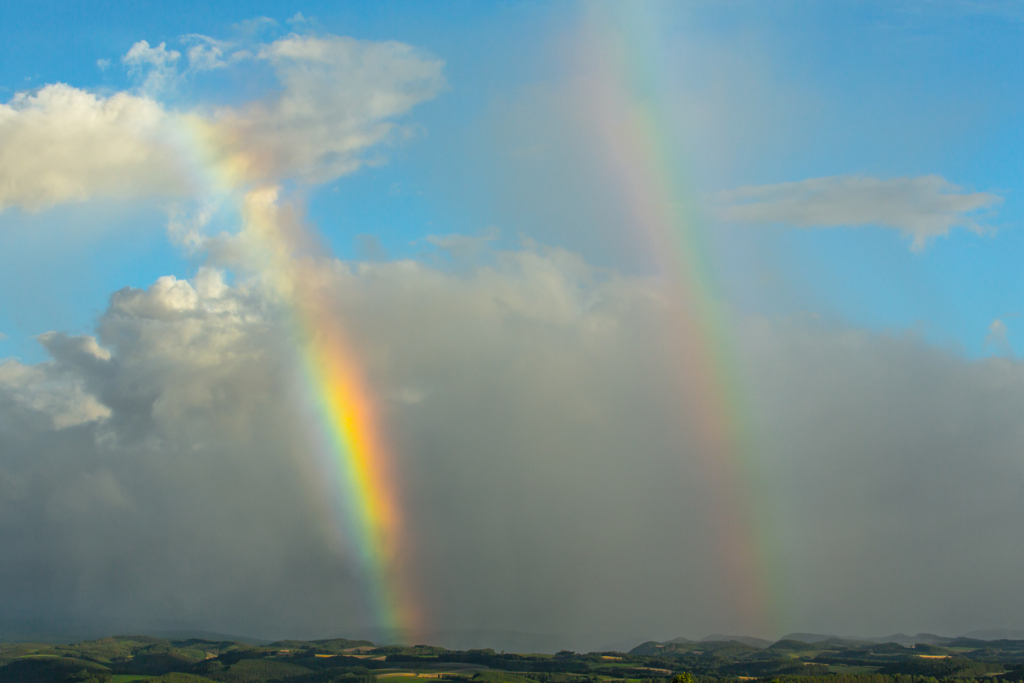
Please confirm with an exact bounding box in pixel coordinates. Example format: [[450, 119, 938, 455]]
[[1, 633, 1023, 683]]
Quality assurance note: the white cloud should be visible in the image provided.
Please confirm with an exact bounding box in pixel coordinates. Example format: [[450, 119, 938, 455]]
[[0, 337, 112, 430], [233, 16, 278, 37], [195, 34, 446, 184], [182, 35, 230, 71], [0, 32, 444, 218], [122, 40, 181, 70], [717, 174, 1002, 250], [423, 226, 501, 258], [122, 40, 182, 93], [0, 84, 186, 211]]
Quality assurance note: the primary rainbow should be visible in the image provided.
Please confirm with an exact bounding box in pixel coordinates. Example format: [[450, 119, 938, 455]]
[[576, 4, 778, 635], [177, 102, 423, 640], [239, 187, 421, 642]]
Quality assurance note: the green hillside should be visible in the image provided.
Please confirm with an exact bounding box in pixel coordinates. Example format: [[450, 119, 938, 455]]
[[1, 634, 1022, 683]]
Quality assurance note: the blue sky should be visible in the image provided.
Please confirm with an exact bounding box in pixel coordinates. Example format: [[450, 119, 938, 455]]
[[0, 1, 568, 360], [2, 1, 1021, 363]]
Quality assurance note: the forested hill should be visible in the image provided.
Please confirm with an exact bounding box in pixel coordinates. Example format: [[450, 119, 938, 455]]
[[2, 633, 1024, 683]]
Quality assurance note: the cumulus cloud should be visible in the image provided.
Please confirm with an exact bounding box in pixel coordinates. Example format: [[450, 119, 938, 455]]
[[0, 270, 346, 638], [0, 84, 186, 211], [0, 355, 111, 430], [3, 247, 1024, 647], [717, 174, 1002, 250]]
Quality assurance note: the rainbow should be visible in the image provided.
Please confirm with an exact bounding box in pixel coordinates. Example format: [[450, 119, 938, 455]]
[[238, 187, 421, 642], [177, 109, 422, 640], [168, 6, 776, 641], [575, 4, 779, 635]]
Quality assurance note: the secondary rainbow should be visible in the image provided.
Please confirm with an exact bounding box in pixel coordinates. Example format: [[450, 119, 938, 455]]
[[576, 4, 779, 635]]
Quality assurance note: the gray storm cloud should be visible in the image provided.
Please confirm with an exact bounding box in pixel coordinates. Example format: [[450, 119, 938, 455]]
[[2, 248, 1024, 649]]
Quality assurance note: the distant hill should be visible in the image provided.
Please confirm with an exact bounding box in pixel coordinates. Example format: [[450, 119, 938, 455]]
[[869, 633, 954, 647], [628, 640, 680, 656], [965, 628, 1024, 640], [635, 630, 1024, 653], [418, 629, 569, 653], [144, 629, 273, 645], [769, 639, 824, 651], [628, 638, 760, 656], [776, 632, 969, 648], [774, 630, 1024, 647], [702, 634, 772, 649], [270, 636, 374, 650], [779, 632, 838, 644]]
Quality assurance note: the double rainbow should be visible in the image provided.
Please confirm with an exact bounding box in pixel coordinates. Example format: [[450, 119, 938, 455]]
[[173, 5, 776, 640]]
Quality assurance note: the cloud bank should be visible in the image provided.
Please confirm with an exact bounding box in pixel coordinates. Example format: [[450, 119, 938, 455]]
[[717, 175, 1001, 250], [3, 248, 1024, 648]]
